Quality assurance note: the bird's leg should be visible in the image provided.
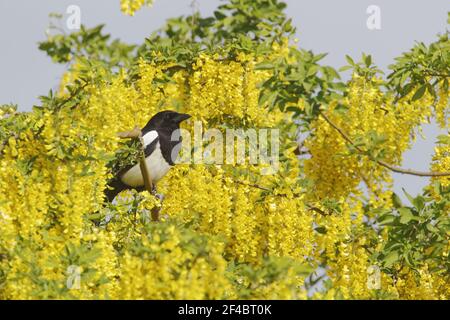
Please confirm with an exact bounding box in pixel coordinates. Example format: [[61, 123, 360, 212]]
[[150, 184, 163, 222]]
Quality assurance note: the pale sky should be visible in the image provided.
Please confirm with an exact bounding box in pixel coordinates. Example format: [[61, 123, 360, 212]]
[[0, 0, 449, 198]]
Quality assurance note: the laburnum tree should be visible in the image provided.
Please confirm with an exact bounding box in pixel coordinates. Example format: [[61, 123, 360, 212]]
[[0, 0, 449, 299]]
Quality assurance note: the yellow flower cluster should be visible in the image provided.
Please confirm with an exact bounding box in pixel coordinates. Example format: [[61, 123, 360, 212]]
[[301, 75, 450, 299], [188, 53, 281, 126], [160, 165, 314, 264], [118, 223, 233, 299], [1, 49, 448, 299], [304, 75, 434, 204], [431, 82, 450, 188], [434, 83, 449, 128], [120, 0, 154, 16], [432, 145, 450, 187], [392, 264, 450, 299], [0, 54, 311, 299]]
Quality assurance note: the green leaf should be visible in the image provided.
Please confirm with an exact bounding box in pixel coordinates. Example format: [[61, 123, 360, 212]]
[[402, 188, 415, 205], [314, 226, 327, 234], [433, 181, 442, 195], [412, 195, 425, 211], [213, 10, 226, 20], [378, 213, 396, 226], [392, 193, 403, 208], [312, 53, 327, 63], [399, 208, 414, 224], [426, 223, 439, 233], [306, 65, 319, 77], [339, 65, 353, 72], [364, 54, 372, 67], [411, 85, 426, 101], [255, 62, 274, 70], [426, 83, 436, 98], [383, 251, 399, 267], [258, 91, 278, 108], [303, 100, 312, 116], [345, 55, 355, 66], [400, 83, 415, 98]]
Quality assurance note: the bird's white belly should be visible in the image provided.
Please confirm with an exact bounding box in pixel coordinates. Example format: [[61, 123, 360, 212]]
[[120, 143, 171, 187]]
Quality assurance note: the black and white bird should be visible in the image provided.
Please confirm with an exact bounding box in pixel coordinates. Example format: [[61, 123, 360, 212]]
[[105, 110, 191, 202]]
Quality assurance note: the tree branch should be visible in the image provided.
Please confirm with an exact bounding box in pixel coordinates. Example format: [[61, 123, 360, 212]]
[[319, 111, 450, 177], [233, 180, 328, 216], [62, 82, 88, 110]]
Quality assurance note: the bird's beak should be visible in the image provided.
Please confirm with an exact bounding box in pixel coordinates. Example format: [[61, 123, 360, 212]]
[[175, 113, 191, 123]]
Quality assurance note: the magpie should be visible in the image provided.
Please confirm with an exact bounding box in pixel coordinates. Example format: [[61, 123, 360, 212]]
[[105, 110, 191, 202]]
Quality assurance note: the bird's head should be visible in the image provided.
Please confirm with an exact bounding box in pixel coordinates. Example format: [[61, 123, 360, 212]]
[[144, 110, 191, 131]]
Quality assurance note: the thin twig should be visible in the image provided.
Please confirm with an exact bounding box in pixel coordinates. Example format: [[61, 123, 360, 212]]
[[319, 111, 450, 177], [305, 204, 329, 216], [233, 180, 328, 216], [62, 82, 88, 110]]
